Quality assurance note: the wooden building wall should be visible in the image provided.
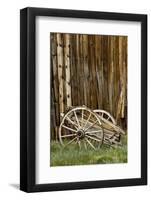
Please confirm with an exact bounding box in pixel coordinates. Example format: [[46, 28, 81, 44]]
[[51, 33, 127, 140]]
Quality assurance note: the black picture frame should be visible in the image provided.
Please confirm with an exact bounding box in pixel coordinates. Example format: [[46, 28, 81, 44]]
[[20, 7, 147, 192]]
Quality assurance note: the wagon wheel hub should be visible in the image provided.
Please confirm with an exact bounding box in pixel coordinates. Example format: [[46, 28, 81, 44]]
[[77, 129, 85, 139]]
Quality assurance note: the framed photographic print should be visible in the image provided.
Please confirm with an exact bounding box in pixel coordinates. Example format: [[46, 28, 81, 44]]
[[20, 7, 147, 192]]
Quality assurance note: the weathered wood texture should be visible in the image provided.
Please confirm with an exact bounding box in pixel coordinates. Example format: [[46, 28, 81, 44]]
[[51, 33, 127, 140]]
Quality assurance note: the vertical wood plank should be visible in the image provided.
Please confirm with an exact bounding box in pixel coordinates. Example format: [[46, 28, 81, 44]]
[[79, 34, 84, 106], [56, 33, 64, 116], [108, 36, 114, 114], [83, 34, 90, 107], [70, 34, 78, 106], [116, 36, 124, 123], [51, 33, 58, 140], [88, 35, 98, 109], [64, 34, 72, 108], [95, 35, 102, 108]]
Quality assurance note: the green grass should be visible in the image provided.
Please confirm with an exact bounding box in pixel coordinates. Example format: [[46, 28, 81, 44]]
[[50, 135, 127, 166]]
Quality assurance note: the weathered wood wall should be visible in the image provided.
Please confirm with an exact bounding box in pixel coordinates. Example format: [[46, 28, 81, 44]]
[[51, 33, 127, 140]]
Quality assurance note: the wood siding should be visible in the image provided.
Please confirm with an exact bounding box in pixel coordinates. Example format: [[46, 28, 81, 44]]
[[51, 33, 127, 140]]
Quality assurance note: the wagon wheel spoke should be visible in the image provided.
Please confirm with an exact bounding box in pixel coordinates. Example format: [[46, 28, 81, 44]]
[[83, 140, 87, 150], [83, 112, 92, 130], [83, 113, 96, 124], [62, 125, 77, 133], [84, 119, 98, 132], [87, 133, 103, 140], [64, 136, 78, 147], [81, 109, 84, 128], [77, 137, 81, 149], [85, 134, 102, 143], [85, 137, 96, 150], [61, 133, 77, 138], [65, 116, 79, 130], [93, 109, 116, 125], [73, 110, 81, 128]]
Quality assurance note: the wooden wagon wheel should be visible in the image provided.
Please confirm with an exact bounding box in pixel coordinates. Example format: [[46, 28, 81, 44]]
[[93, 109, 116, 125], [93, 109, 121, 146], [59, 106, 104, 150]]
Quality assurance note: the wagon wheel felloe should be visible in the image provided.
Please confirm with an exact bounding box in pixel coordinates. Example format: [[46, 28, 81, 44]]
[[59, 107, 104, 150]]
